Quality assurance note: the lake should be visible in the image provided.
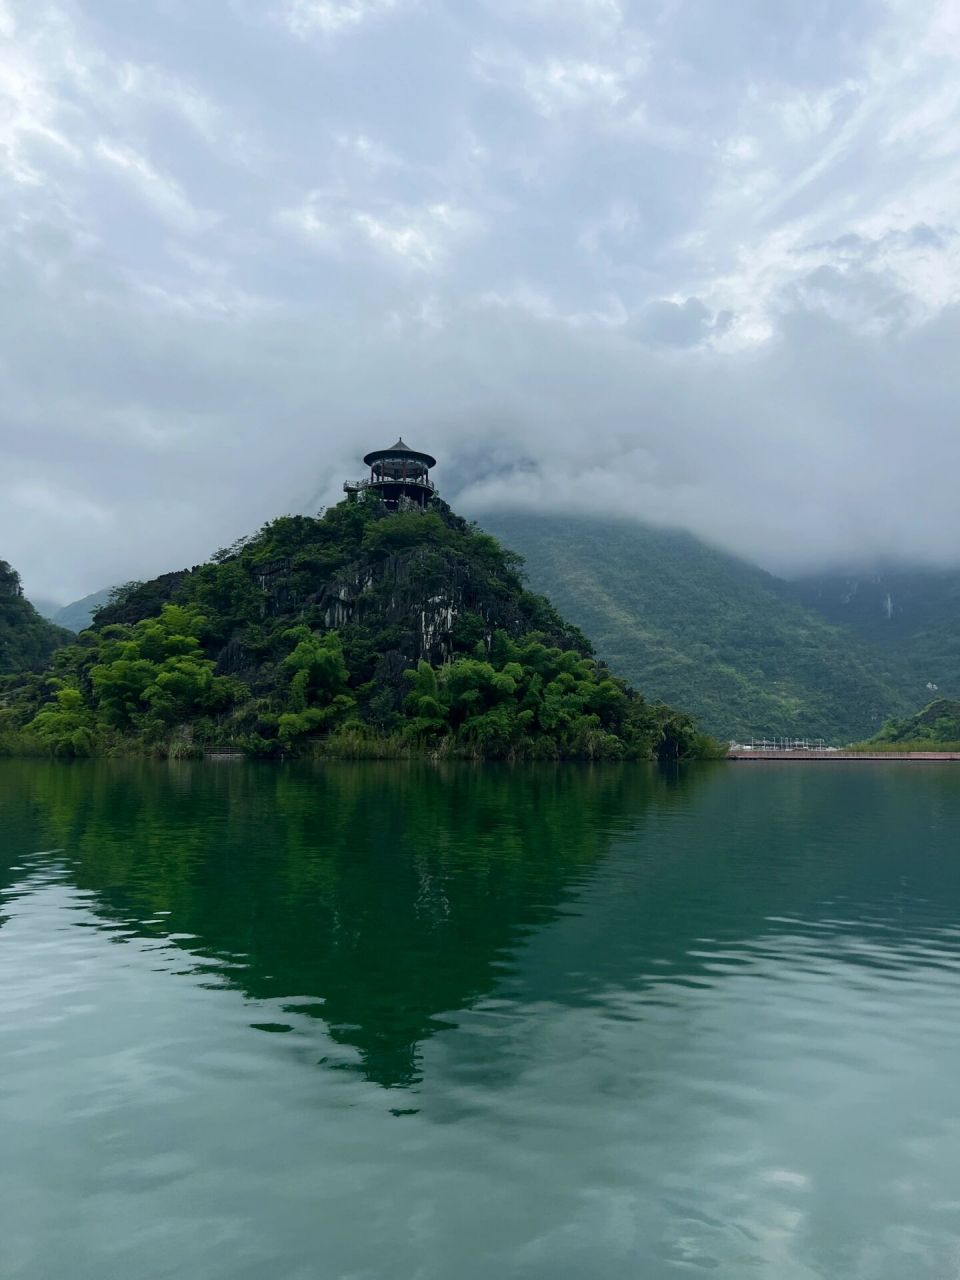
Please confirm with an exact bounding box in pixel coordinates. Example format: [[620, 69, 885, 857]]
[[2, 759, 960, 1279]]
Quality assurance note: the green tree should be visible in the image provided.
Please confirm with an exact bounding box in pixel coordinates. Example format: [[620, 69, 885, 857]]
[[28, 684, 96, 756], [277, 629, 355, 744]]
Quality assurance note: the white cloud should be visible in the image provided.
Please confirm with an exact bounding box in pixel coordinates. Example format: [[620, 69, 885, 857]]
[[480, 0, 625, 40], [357, 202, 478, 268], [0, 32, 79, 183], [578, 199, 642, 259], [282, 0, 409, 39], [94, 140, 217, 235], [278, 192, 480, 269], [475, 282, 627, 329], [918, 0, 960, 55], [110, 62, 223, 146], [276, 198, 345, 254], [660, 2, 960, 348], [0, 0, 16, 39], [334, 131, 405, 173], [475, 45, 647, 119], [5, 0, 960, 599]]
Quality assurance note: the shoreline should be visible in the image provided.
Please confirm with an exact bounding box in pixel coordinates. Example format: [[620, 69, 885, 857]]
[[727, 750, 960, 762]]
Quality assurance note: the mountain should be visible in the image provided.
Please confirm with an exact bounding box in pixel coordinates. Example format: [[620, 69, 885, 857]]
[[0, 561, 72, 674], [48, 588, 113, 634], [787, 569, 960, 706], [3, 498, 716, 761], [29, 587, 113, 633], [479, 512, 912, 742]]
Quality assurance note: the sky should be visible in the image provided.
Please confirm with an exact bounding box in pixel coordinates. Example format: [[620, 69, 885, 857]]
[[3, 0, 960, 601]]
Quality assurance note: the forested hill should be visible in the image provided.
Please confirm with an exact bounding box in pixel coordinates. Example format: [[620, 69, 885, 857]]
[[1, 498, 717, 761], [786, 569, 960, 705], [480, 512, 913, 742], [0, 562, 72, 675], [857, 698, 960, 751]]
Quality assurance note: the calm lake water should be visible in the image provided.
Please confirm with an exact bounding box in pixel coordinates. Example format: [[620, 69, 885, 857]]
[[2, 760, 960, 1279]]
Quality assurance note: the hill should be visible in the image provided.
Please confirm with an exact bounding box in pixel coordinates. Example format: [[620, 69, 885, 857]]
[[479, 513, 912, 742], [855, 698, 960, 751], [787, 569, 960, 706], [0, 561, 72, 675], [47, 588, 113, 634], [1, 498, 717, 761]]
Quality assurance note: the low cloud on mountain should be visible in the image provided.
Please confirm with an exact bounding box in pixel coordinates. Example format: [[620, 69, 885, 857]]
[[3, 0, 960, 598]]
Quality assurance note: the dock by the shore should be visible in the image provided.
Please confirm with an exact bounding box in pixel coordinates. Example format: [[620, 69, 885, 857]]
[[727, 750, 960, 762]]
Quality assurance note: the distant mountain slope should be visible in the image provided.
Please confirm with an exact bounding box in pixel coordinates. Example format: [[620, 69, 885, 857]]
[[1, 561, 72, 674], [481, 513, 911, 742], [787, 570, 960, 704], [48, 588, 113, 634], [30, 598, 64, 623]]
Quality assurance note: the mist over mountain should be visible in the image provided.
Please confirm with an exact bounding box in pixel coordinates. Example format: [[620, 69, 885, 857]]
[[481, 512, 942, 742], [30, 589, 113, 635], [5, 2, 960, 601]]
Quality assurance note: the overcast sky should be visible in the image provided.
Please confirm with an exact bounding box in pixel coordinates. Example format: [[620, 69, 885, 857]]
[[3, 0, 960, 600]]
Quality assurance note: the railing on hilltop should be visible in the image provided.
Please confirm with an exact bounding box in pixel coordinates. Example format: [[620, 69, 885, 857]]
[[344, 476, 436, 495]]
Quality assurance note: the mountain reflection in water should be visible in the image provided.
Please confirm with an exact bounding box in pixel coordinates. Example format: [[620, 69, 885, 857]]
[[2, 759, 960, 1280], [1, 761, 704, 1087]]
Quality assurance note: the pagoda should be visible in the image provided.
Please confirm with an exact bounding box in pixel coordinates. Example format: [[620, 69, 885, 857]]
[[344, 438, 437, 511]]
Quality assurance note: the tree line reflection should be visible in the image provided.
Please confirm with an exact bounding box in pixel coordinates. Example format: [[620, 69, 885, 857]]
[[0, 760, 704, 1086]]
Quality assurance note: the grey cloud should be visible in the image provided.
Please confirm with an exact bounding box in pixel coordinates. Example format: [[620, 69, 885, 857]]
[[2, 0, 960, 601], [629, 297, 733, 347], [802, 224, 956, 262]]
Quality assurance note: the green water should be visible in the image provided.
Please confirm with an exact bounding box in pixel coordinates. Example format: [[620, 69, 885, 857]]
[[2, 760, 960, 1279]]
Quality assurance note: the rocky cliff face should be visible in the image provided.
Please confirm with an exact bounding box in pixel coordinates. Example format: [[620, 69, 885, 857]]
[[84, 499, 590, 725], [235, 536, 589, 716], [314, 546, 577, 662]]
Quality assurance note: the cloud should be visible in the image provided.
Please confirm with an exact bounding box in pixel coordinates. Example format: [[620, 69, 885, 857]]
[[278, 190, 480, 269], [629, 297, 732, 347], [95, 140, 217, 234], [474, 45, 648, 121], [4, 0, 960, 601], [481, 0, 625, 37], [282, 0, 409, 39], [0, 18, 80, 183]]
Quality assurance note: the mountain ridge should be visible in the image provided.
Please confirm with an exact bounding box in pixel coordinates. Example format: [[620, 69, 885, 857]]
[[479, 511, 919, 742]]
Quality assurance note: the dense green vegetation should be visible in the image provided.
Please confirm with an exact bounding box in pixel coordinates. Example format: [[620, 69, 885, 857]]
[[0, 561, 71, 676], [787, 569, 960, 707], [45, 515, 960, 745], [481, 513, 913, 742], [1, 499, 719, 761], [852, 698, 960, 752]]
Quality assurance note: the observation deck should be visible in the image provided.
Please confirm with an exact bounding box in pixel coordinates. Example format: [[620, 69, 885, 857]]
[[344, 437, 437, 511]]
